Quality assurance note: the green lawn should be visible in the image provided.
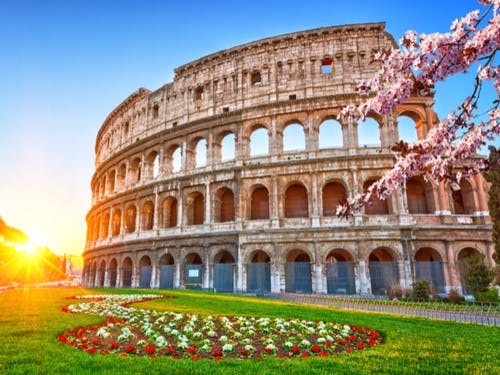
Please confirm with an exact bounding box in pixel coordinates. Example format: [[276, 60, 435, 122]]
[[0, 287, 498, 374]]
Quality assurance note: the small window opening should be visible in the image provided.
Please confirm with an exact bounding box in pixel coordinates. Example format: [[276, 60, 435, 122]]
[[289, 94, 297, 100], [172, 121, 178, 127], [195, 86, 204, 101], [222, 107, 229, 113], [152, 104, 159, 118], [321, 59, 334, 75], [124, 122, 129, 136], [251, 71, 262, 85]]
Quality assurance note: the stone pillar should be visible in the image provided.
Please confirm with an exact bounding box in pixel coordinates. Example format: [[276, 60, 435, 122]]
[[445, 241, 459, 292], [358, 260, 370, 294], [204, 183, 211, 231], [117, 268, 123, 288], [474, 174, 488, 214], [174, 262, 181, 289], [153, 187, 159, 230], [271, 176, 280, 228], [104, 268, 110, 288], [310, 173, 320, 227], [438, 182, 452, 214], [151, 264, 158, 289], [486, 241, 495, 267], [236, 244, 243, 292], [315, 264, 325, 294]]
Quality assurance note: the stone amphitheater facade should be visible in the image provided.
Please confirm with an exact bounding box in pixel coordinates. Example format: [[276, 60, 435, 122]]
[[82, 23, 494, 296]]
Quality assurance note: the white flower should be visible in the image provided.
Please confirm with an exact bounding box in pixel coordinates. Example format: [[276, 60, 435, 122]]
[[219, 335, 228, 342], [222, 343, 234, 353]]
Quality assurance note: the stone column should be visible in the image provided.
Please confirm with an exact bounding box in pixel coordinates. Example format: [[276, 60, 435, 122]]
[[445, 241, 459, 292], [204, 183, 211, 231], [271, 176, 280, 228], [485, 241, 495, 267], [474, 174, 488, 214], [438, 182, 451, 214], [174, 262, 181, 289], [358, 260, 370, 294], [151, 264, 158, 289], [310, 173, 320, 227]]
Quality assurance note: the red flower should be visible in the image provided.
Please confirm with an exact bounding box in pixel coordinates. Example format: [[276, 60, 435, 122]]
[[191, 355, 200, 361], [213, 349, 223, 356], [265, 347, 273, 354], [145, 346, 156, 354], [187, 347, 197, 355], [291, 347, 300, 355], [337, 339, 345, 345], [241, 349, 250, 356], [256, 355, 262, 360], [167, 347, 175, 354], [102, 350, 109, 355], [87, 348, 97, 354], [171, 355, 178, 360], [311, 345, 321, 353], [148, 354, 155, 359], [109, 342, 119, 350], [92, 339, 101, 346], [121, 353, 128, 357], [324, 341, 331, 348], [356, 343, 365, 350], [125, 346, 136, 353], [346, 348, 354, 353], [319, 352, 328, 358], [78, 344, 87, 350], [369, 339, 376, 346], [300, 353, 311, 358], [214, 356, 223, 361], [82, 337, 88, 344]]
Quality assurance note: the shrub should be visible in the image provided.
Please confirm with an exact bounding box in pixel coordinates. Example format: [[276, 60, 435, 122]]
[[447, 288, 463, 304], [387, 282, 403, 299], [411, 280, 431, 300], [474, 288, 499, 303]]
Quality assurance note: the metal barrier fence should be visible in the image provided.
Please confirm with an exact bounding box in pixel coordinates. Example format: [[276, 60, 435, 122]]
[[267, 293, 500, 326]]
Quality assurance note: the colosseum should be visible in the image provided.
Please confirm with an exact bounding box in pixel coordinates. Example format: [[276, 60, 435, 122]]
[[82, 22, 495, 296]]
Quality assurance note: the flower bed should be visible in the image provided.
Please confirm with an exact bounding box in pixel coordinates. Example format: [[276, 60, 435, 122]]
[[59, 294, 384, 360]]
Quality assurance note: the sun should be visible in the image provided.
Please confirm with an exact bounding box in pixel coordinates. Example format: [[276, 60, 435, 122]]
[[16, 240, 39, 257]]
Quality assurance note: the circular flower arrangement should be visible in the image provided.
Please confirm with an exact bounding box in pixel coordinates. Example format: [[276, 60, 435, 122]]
[[59, 294, 384, 360]]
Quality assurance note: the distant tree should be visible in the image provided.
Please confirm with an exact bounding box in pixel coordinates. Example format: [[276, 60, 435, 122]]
[[337, 0, 500, 216], [484, 145, 500, 284]]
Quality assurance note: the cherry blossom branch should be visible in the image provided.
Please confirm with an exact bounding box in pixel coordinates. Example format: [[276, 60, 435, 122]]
[[336, 0, 500, 217]]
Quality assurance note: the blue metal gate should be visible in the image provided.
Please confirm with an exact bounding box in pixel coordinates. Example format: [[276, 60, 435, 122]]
[[285, 262, 312, 293], [159, 265, 174, 289], [185, 264, 203, 289], [246, 263, 271, 293], [369, 261, 398, 295], [213, 263, 234, 293], [122, 268, 132, 288], [109, 268, 117, 288], [415, 261, 445, 293], [139, 266, 152, 288], [326, 262, 355, 294]]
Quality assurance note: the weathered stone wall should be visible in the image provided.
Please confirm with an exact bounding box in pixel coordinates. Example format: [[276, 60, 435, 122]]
[[83, 23, 494, 296]]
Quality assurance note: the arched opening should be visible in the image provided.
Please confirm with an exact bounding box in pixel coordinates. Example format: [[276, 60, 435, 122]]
[[167, 145, 182, 173], [139, 255, 152, 289], [457, 247, 483, 294], [141, 201, 154, 231], [184, 252, 203, 289], [221, 132, 235, 161], [247, 250, 271, 293], [406, 177, 435, 214], [322, 182, 347, 216], [358, 117, 381, 147], [161, 197, 178, 228], [250, 186, 269, 220], [130, 157, 142, 183], [213, 251, 235, 293], [326, 249, 355, 294], [251, 71, 261, 85], [398, 115, 419, 143], [98, 260, 106, 287], [285, 249, 312, 293], [283, 123, 306, 152], [147, 151, 160, 179], [186, 192, 205, 225], [100, 176, 106, 198], [108, 258, 118, 288], [215, 188, 235, 222], [369, 248, 398, 295], [364, 179, 389, 215], [452, 179, 475, 214], [250, 127, 269, 157], [112, 209, 122, 236], [159, 254, 175, 290], [414, 248, 445, 293], [108, 170, 116, 193], [122, 257, 133, 288], [101, 212, 110, 239], [319, 119, 343, 148], [285, 183, 308, 218], [125, 205, 137, 233], [195, 138, 207, 168]]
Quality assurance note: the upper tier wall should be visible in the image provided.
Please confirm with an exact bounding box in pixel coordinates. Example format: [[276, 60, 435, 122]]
[[94, 23, 395, 166]]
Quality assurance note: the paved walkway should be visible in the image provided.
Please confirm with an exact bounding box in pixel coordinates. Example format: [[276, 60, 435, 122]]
[[267, 293, 500, 326]]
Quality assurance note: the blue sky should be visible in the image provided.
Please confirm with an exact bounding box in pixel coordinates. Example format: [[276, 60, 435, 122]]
[[0, 0, 495, 255]]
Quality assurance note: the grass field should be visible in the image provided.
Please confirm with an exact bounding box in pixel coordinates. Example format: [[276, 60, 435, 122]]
[[0, 287, 498, 374]]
